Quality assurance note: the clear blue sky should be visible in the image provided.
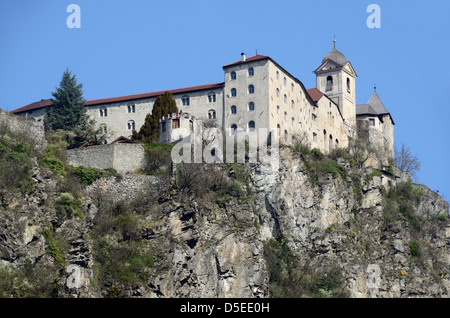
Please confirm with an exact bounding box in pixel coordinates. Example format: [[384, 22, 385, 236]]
[[1, 0, 449, 202]]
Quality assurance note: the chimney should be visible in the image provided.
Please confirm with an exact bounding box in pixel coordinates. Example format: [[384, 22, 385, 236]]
[[241, 52, 246, 62]]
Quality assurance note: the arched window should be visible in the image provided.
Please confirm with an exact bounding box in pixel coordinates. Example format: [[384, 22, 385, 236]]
[[326, 76, 333, 91], [347, 78, 351, 93], [276, 71, 279, 80], [208, 92, 216, 103], [283, 77, 287, 86], [231, 88, 237, 97], [127, 120, 135, 131], [127, 102, 135, 113], [231, 71, 236, 80], [291, 83, 294, 92], [284, 94, 287, 103], [248, 85, 255, 94], [248, 67, 254, 76], [323, 129, 327, 150], [208, 109, 216, 119], [284, 111, 287, 121], [248, 121, 255, 132], [99, 107, 107, 117], [291, 117, 295, 126], [231, 124, 237, 135], [100, 124, 107, 134], [329, 134, 333, 152], [291, 100, 295, 109], [277, 105, 280, 114], [182, 96, 190, 106], [231, 105, 237, 114], [276, 88, 280, 97], [284, 129, 288, 141], [248, 102, 255, 111]]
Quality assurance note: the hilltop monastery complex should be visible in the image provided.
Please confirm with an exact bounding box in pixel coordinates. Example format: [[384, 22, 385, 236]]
[[11, 42, 395, 161]]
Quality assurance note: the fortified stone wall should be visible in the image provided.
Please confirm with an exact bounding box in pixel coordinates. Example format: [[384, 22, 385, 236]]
[[0, 109, 47, 152], [66, 143, 146, 174]]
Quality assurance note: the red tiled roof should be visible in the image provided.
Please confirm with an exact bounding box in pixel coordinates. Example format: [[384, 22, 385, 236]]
[[306, 88, 324, 102], [11, 82, 225, 114], [223, 54, 270, 68]]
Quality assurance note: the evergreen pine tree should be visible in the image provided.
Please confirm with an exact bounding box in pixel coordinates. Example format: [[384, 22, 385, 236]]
[[133, 91, 178, 143], [45, 68, 89, 131]]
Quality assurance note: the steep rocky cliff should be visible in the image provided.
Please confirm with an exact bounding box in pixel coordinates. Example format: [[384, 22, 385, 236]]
[[0, 129, 448, 298]]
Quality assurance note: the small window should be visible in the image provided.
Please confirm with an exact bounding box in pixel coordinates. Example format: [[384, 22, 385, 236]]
[[277, 105, 280, 114], [291, 117, 295, 126], [276, 71, 279, 80], [313, 132, 317, 142], [182, 96, 190, 106], [326, 76, 333, 91], [127, 102, 135, 113], [276, 88, 280, 97], [99, 107, 107, 117], [127, 120, 135, 130], [284, 129, 288, 141], [291, 83, 294, 92], [231, 124, 237, 135], [231, 71, 236, 80], [369, 118, 375, 126], [100, 124, 107, 134], [208, 109, 216, 119], [248, 121, 255, 132], [312, 114, 317, 121], [284, 111, 287, 121], [231, 105, 237, 114], [284, 94, 287, 103], [231, 88, 237, 97], [291, 100, 295, 109], [248, 102, 255, 111], [172, 119, 180, 129], [208, 92, 216, 103], [248, 67, 254, 76], [347, 78, 351, 93], [283, 77, 287, 86], [248, 85, 255, 94]]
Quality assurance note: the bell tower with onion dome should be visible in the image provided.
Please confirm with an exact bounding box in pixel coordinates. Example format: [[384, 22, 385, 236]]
[[314, 39, 358, 126]]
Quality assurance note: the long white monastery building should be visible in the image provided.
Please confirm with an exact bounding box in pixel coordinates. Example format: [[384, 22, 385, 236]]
[[11, 43, 395, 157]]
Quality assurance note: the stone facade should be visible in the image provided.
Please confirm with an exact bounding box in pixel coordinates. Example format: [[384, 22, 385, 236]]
[[0, 109, 47, 152], [66, 143, 146, 174], [11, 44, 395, 160]]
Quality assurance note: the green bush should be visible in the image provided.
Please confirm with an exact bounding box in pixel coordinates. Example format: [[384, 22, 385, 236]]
[[41, 147, 66, 176], [69, 165, 104, 186], [42, 225, 66, 270], [56, 192, 83, 219], [409, 241, 421, 257], [143, 143, 173, 175]]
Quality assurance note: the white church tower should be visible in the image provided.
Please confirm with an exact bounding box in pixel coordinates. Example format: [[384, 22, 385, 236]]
[[314, 40, 358, 126]]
